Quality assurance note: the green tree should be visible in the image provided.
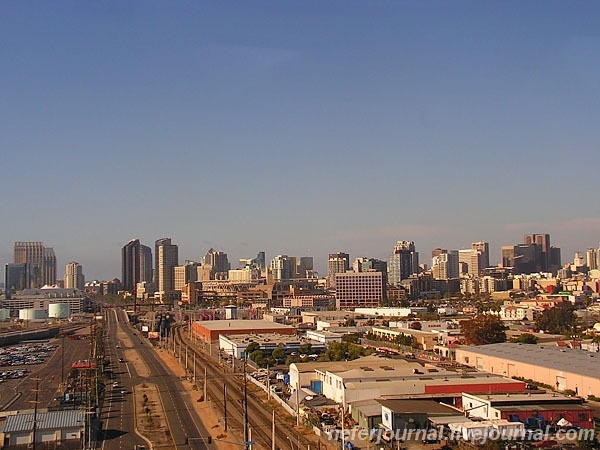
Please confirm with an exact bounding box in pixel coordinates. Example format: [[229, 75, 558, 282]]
[[512, 333, 538, 344], [249, 350, 265, 367], [461, 314, 507, 345], [271, 345, 285, 362], [535, 303, 577, 334], [246, 342, 260, 355], [298, 343, 312, 354]]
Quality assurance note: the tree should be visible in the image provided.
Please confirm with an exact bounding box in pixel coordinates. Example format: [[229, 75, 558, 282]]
[[298, 343, 312, 355], [249, 350, 265, 367], [246, 342, 260, 355], [535, 303, 577, 334], [409, 321, 422, 330], [271, 345, 285, 362], [461, 314, 507, 345], [513, 333, 538, 344]]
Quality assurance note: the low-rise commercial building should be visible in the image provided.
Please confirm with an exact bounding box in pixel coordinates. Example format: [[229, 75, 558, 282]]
[[192, 319, 296, 343], [455, 342, 600, 397]]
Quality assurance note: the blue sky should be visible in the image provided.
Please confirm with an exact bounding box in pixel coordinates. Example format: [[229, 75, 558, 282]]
[[1, 1, 600, 280]]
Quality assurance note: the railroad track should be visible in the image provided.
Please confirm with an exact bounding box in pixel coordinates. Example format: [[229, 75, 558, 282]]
[[174, 327, 316, 450]]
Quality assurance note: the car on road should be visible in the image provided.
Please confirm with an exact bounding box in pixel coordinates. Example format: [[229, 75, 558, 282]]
[[121, 389, 129, 394], [119, 358, 124, 363]]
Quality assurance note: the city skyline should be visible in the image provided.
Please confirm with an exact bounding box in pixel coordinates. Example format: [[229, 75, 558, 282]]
[[3, 233, 599, 283], [1, 2, 599, 280]]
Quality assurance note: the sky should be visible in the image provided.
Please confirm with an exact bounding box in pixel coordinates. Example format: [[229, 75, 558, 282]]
[[1, 1, 600, 280]]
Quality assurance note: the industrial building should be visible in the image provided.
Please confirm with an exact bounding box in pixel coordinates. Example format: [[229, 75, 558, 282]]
[[289, 355, 526, 407], [191, 319, 296, 343], [0, 409, 85, 446], [455, 342, 600, 397]]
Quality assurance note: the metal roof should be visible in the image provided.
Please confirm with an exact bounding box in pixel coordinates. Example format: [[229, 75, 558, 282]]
[[458, 343, 600, 379], [2, 410, 85, 433]]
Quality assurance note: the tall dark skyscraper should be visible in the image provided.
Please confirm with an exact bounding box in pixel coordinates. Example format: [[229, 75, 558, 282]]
[[122, 239, 142, 293], [13, 242, 56, 288], [4, 263, 29, 297]]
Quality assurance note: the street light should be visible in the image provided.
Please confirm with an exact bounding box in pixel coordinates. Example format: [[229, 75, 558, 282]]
[[287, 436, 294, 450]]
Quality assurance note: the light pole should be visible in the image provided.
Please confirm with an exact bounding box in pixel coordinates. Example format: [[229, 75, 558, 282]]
[[287, 436, 294, 450]]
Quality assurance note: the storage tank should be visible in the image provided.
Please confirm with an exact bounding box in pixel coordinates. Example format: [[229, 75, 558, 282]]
[[48, 303, 71, 319], [19, 308, 48, 322]]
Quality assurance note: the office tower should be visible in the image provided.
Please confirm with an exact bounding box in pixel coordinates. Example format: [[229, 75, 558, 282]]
[[253, 251, 266, 273], [523, 234, 551, 272], [335, 271, 383, 309], [157, 239, 179, 294], [269, 255, 294, 281], [43, 248, 57, 286], [4, 263, 29, 296], [64, 261, 85, 290], [388, 241, 418, 287], [14, 242, 56, 288], [154, 238, 172, 285], [174, 261, 199, 291], [202, 248, 230, 277], [432, 250, 459, 280], [472, 242, 490, 270], [586, 249, 598, 270], [140, 245, 153, 284], [122, 239, 142, 292], [328, 252, 350, 287], [459, 249, 474, 275], [296, 257, 314, 278]]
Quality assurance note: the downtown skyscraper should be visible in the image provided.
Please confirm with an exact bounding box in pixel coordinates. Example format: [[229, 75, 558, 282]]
[[388, 241, 419, 286], [156, 238, 179, 297], [13, 242, 57, 288], [122, 239, 153, 293]]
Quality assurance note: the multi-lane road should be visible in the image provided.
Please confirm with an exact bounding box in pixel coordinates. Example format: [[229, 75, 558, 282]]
[[100, 308, 210, 450]]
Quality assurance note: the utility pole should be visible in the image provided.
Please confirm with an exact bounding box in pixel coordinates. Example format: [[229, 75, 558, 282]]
[[223, 384, 228, 432], [272, 410, 275, 450], [30, 377, 41, 450], [204, 367, 208, 402], [244, 357, 250, 450]]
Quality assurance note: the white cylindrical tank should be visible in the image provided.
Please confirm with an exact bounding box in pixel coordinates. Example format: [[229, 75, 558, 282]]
[[19, 308, 48, 322], [48, 303, 71, 319]]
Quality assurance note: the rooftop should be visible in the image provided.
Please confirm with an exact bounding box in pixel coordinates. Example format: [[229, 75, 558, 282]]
[[196, 319, 295, 331], [458, 343, 600, 379], [2, 410, 84, 433], [377, 399, 459, 415]]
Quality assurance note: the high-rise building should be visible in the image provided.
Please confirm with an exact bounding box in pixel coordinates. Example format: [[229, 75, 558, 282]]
[[4, 263, 29, 297], [270, 255, 295, 281], [335, 271, 383, 309], [154, 238, 172, 285], [202, 248, 230, 279], [253, 251, 266, 273], [586, 248, 598, 271], [157, 239, 179, 294], [388, 241, 418, 287], [13, 242, 56, 288], [328, 252, 350, 288], [140, 245, 153, 285], [432, 250, 459, 280], [296, 257, 314, 278], [523, 234, 551, 272], [122, 239, 142, 293], [64, 261, 85, 290], [472, 242, 490, 270], [174, 261, 199, 291]]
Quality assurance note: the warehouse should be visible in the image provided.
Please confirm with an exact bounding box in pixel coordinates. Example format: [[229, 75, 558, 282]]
[[455, 343, 600, 397]]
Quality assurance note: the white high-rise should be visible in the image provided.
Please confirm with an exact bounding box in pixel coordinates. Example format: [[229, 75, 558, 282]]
[[65, 261, 84, 290]]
